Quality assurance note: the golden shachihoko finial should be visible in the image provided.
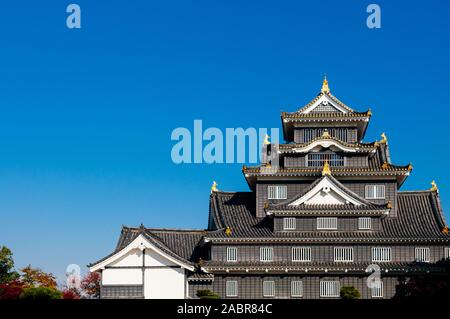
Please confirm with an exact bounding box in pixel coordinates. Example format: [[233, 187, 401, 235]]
[[211, 181, 218, 193], [321, 75, 330, 94], [322, 161, 331, 176], [225, 226, 232, 237], [380, 132, 388, 144], [263, 134, 271, 145], [430, 180, 438, 192]]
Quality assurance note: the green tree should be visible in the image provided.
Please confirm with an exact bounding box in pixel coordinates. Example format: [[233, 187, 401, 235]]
[[0, 246, 19, 284], [340, 286, 361, 299], [20, 286, 62, 300], [196, 289, 220, 299]]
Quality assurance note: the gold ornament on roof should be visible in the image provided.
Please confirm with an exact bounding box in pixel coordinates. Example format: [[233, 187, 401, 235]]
[[442, 226, 449, 235], [386, 201, 393, 209], [322, 161, 331, 176], [367, 108, 372, 116], [322, 129, 331, 138], [382, 162, 389, 169], [225, 226, 232, 237], [211, 181, 218, 193], [380, 132, 388, 144], [430, 180, 438, 192], [321, 75, 330, 94], [263, 134, 271, 145], [407, 164, 413, 171]]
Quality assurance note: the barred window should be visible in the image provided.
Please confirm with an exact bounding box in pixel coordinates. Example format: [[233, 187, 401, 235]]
[[358, 217, 372, 230], [283, 217, 296, 230], [291, 281, 303, 297], [307, 153, 344, 167], [302, 128, 350, 143], [263, 281, 275, 297], [226, 281, 238, 297], [268, 185, 287, 199], [334, 247, 353, 262], [226, 247, 237, 262], [320, 281, 340, 298], [365, 185, 385, 199], [415, 247, 430, 262], [292, 247, 312, 262], [317, 217, 338, 230], [445, 247, 450, 259], [260, 247, 273, 262], [372, 247, 391, 262], [371, 280, 383, 298]]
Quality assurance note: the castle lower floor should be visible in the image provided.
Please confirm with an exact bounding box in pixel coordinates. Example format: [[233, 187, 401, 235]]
[[100, 274, 425, 299]]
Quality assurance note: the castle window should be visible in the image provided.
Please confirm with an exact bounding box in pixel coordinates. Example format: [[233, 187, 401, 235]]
[[268, 185, 287, 199], [365, 185, 385, 199], [445, 247, 450, 259], [291, 281, 303, 297], [317, 217, 338, 230], [226, 247, 237, 262], [292, 247, 311, 262], [263, 281, 275, 297], [358, 217, 372, 230], [320, 281, 340, 298], [334, 247, 353, 262], [260, 247, 273, 262], [306, 153, 344, 167], [372, 247, 391, 262], [371, 281, 383, 298], [415, 247, 430, 262], [283, 217, 296, 230], [226, 281, 238, 297]]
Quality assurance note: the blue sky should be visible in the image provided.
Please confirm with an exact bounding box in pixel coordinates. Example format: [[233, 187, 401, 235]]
[[0, 1, 449, 283]]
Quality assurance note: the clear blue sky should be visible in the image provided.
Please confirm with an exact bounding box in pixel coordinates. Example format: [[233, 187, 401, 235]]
[[0, 1, 449, 283]]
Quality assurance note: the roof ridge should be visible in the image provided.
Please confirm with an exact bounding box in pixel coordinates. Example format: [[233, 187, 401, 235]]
[[398, 190, 435, 195]]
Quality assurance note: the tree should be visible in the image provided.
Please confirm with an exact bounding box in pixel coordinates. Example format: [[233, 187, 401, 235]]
[[62, 288, 81, 299], [196, 289, 220, 299], [0, 279, 25, 299], [80, 272, 101, 299], [340, 286, 361, 299], [0, 246, 19, 284], [20, 265, 57, 289], [20, 286, 62, 300]]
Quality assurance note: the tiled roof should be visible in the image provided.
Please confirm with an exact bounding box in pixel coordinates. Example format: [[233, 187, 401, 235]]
[[287, 92, 359, 115], [202, 261, 448, 273], [278, 135, 377, 153], [207, 190, 450, 242], [89, 226, 206, 267]]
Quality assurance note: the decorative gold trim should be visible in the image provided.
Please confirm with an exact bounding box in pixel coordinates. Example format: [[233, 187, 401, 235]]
[[263, 134, 271, 145], [442, 226, 449, 235], [430, 180, 438, 192], [225, 226, 232, 237], [322, 129, 331, 138], [321, 75, 330, 94], [386, 201, 393, 209], [211, 181, 218, 193], [380, 132, 388, 144], [382, 162, 389, 169], [322, 161, 331, 176]]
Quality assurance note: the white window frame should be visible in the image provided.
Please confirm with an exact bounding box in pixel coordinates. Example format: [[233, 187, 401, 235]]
[[334, 247, 354, 262], [317, 217, 338, 230], [415, 247, 430, 263], [372, 247, 392, 262], [445, 247, 450, 259], [260, 247, 274, 262], [292, 247, 312, 262], [371, 280, 383, 298], [320, 281, 340, 298], [358, 217, 372, 230], [291, 281, 303, 297], [226, 247, 237, 262], [283, 217, 296, 230], [268, 185, 287, 200], [263, 281, 275, 297], [226, 280, 238, 297], [365, 185, 386, 199]]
